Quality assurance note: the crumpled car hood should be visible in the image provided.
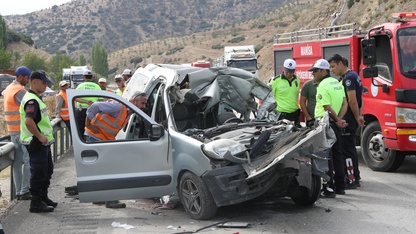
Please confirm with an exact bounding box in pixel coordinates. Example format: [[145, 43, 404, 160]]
[[200, 113, 335, 179]]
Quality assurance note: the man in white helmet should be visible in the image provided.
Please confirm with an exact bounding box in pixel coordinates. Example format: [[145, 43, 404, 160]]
[[269, 58, 301, 126], [114, 74, 125, 96]]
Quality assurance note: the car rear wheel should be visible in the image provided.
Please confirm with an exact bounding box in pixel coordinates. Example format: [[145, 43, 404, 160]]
[[361, 121, 405, 172], [290, 174, 321, 205], [179, 172, 217, 220]]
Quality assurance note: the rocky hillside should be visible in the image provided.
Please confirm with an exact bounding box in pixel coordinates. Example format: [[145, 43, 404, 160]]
[[3, 0, 416, 83], [4, 0, 286, 56], [108, 0, 416, 82]]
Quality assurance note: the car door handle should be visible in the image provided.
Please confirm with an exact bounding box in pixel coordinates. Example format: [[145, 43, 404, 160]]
[[80, 150, 99, 163]]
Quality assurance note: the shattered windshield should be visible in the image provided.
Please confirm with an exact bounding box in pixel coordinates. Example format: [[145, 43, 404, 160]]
[[398, 27, 416, 78], [228, 59, 257, 72]]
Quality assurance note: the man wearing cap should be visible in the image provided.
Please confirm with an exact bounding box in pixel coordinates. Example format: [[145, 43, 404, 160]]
[[114, 74, 125, 96], [55, 80, 71, 135], [98, 78, 112, 92], [309, 58, 348, 197], [328, 54, 364, 189], [20, 71, 56, 212], [74, 69, 101, 139], [269, 59, 301, 126], [84, 91, 147, 208], [122, 69, 132, 84], [2, 66, 32, 201]]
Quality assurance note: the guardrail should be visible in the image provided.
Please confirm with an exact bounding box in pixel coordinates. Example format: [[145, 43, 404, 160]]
[[0, 118, 72, 201]]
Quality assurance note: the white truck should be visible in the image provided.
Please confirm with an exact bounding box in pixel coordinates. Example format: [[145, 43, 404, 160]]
[[215, 45, 258, 76], [62, 66, 88, 89]]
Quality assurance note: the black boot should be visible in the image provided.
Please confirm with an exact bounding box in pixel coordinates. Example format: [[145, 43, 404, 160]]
[[30, 196, 54, 213], [42, 192, 58, 208]]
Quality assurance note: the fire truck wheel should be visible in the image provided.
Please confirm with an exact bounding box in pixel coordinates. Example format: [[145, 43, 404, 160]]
[[361, 121, 405, 172]]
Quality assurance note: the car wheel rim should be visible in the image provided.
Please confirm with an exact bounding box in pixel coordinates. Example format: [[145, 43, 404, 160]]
[[368, 132, 387, 161], [182, 179, 201, 214]]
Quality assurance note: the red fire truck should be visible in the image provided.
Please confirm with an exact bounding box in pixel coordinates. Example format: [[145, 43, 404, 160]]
[[272, 12, 416, 172]]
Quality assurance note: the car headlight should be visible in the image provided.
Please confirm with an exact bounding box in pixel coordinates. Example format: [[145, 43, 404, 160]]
[[202, 139, 249, 163], [396, 107, 416, 123]]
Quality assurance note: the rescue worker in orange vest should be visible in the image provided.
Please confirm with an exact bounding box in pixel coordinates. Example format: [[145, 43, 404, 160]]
[[84, 91, 147, 208], [2, 66, 31, 200], [55, 80, 71, 135]]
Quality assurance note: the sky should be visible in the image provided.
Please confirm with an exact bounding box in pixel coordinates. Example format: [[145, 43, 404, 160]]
[[1, 0, 73, 16]]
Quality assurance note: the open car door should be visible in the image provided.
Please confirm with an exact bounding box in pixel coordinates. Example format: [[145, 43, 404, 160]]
[[67, 90, 174, 202]]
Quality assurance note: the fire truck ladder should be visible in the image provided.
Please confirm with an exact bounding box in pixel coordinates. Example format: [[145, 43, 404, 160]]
[[273, 23, 363, 44]]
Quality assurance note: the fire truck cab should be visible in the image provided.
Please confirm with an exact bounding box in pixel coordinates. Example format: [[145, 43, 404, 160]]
[[273, 12, 416, 172]]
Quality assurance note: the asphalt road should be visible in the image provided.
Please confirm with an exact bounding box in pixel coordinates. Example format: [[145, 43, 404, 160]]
[[2, 148, 416, 234]]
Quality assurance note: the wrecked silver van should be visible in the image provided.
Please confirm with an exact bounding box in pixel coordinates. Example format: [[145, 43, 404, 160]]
[[68, 64, 333, 220]]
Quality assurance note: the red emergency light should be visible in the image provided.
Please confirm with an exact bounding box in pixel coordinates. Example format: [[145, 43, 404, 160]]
[[392, 12, 416, 19]]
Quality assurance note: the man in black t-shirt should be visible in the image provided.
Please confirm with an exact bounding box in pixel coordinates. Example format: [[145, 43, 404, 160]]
[[329, 54, 365, 188]]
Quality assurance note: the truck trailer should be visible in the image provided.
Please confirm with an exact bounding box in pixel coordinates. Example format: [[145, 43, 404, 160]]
[[62, 66, 88, 89], [214, 45, 258, 76], [272, 12, 416, 172]]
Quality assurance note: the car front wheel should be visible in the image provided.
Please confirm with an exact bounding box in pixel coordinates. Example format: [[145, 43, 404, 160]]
[[290, 174, 321, 205], [179, 172, 217, 220]]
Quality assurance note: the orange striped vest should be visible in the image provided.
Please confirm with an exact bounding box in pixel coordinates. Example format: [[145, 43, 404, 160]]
[[85, 104, 128, 140], [56, 91, 69, 120], [3, 83, 26, 133]]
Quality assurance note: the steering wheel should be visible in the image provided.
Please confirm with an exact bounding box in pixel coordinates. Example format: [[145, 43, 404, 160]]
[[223, 117, 244, 124]]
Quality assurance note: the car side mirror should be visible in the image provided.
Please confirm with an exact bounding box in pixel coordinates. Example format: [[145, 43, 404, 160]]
[[149, 124, 165, 141]]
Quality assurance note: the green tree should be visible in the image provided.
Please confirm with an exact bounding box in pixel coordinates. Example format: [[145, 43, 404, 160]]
[[91, 42, 108, 77], [79, 54, 86, 65], [0, 15, 7, 50], [48, 53, 76, 84], [21, 53, 48, 71], [0, 49, 12, 69]]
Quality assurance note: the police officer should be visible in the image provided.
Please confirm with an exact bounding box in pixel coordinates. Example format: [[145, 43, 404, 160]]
[[2, 66, 32, 200], [309, 59, 348, 197], [74, 69, 101, 139], [20, 71, 56, 212], [328, 54, 365, 188], [269, 59, 300, 126]]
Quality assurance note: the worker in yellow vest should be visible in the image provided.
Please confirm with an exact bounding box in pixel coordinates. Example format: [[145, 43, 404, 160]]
[[20, 71, 56, 213], [74, 69, 101, 139]]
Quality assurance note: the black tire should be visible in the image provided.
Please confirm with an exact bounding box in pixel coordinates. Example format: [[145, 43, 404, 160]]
[[290, 174, 321, 206], [361, 121, 405, 172], [179, 172, 217, 220]]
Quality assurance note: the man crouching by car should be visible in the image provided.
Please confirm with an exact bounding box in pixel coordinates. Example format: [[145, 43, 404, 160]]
[[84, 91, 147, 208]]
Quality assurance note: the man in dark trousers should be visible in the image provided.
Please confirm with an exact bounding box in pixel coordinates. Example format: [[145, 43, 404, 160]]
[[329, 54, 365, 188], [20, 71, 56, 213], [309, 59, 348, 197], [74, 69, 101, 139]]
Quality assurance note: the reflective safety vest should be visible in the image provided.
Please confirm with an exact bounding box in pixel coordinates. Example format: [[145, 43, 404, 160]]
[[75, 82, 101, 107], [116, 86, 125, 96], [19, 92, 54, 145], [3, 83, 26, 133], [56, 91, 69, 120], [85, 104, 128, 141]]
